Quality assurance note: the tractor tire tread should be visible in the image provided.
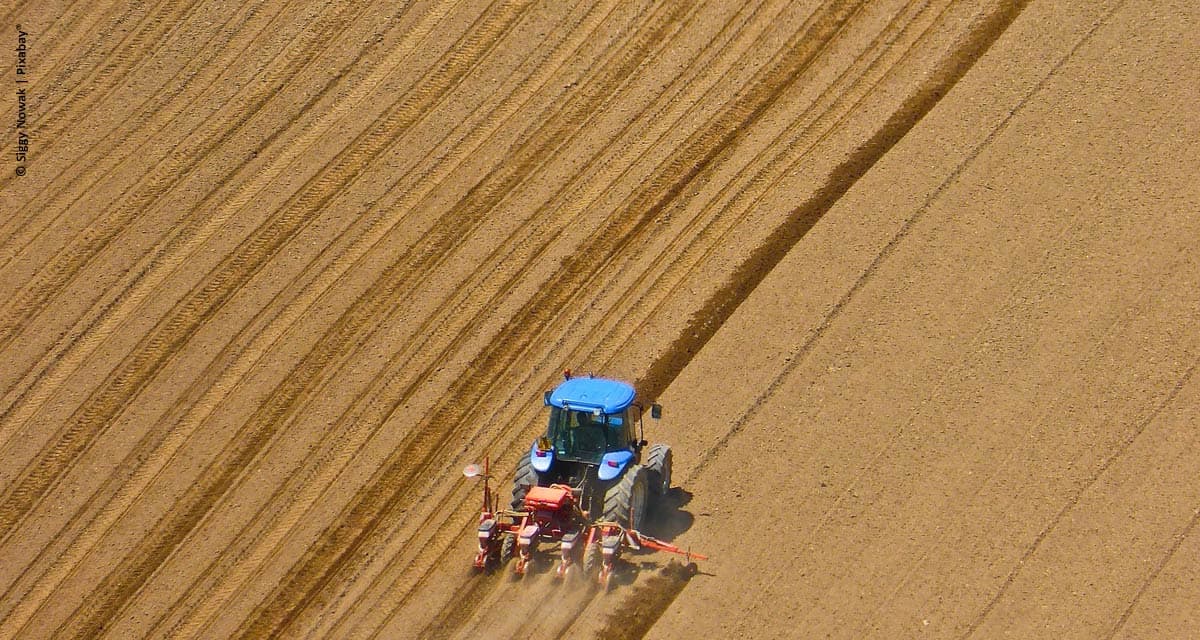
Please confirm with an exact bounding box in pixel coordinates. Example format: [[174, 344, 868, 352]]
[[644, 444, 672, 497]]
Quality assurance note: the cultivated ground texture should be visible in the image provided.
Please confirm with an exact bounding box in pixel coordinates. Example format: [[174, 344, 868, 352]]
[[1, 0, 1197, 638]]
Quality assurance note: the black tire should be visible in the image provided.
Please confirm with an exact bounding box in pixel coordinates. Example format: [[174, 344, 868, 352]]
[[499, 532, 516, 566], [601, 464, 648, 530], [510, 453, 540, 510], [583, 540, 601, 578], [644, 444, 672, 497]]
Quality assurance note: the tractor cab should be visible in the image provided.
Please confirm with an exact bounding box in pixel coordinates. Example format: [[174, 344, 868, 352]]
[[543, 403, 633, 464], [534, 376, 639, 477]]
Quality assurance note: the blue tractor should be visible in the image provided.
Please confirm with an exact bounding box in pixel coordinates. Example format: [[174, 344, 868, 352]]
[[511, 373, 672, 531]]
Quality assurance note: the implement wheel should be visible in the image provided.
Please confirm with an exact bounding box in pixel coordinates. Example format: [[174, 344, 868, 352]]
[[499, 532, 516, 566], [583, 541, 601, 578]]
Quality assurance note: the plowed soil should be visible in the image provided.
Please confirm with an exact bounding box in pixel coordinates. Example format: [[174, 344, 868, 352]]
[[1, 0, 1197, 638]]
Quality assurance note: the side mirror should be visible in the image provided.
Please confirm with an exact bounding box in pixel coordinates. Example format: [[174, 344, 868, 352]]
[[544, 390, 552, 406], [650, 404, 662, 419]]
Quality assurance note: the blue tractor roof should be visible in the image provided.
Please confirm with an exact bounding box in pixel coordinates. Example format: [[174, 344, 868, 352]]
[[548, 377, 636, 414]]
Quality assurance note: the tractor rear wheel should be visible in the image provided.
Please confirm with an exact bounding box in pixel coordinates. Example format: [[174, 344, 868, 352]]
[[602, 464, 648, 529], [510, 453, 540, 510], [644, 444, 672, 497]]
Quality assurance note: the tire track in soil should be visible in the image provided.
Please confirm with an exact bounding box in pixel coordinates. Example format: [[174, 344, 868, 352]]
[[0, 0, 433, 453], [962, 332, 1197, 638], [0, 0, 376, 523], [583, 1, 1034, 637], [0, 0, 218, 220], [0, 0, 286, 279], [0, 0, 128, 153], [0, 0, 282, 395], [0, 0, 144, 185], [0, 0, 229, 172], [964, 354, 1200, 640], [0, 0, 214, 161], [1107, 499, 1200, 639], [0, 0, 462, 632], [0, 0, 325, 373], [37, 4, 539, 638], [241, 2, 877, 637]]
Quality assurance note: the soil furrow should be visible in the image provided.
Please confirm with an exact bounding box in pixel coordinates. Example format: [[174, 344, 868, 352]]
[[35, 4, 540, 637], [0, 0, 354, 373], [0, 0, 529, 569], [0, 0, 151, 171], [0, 0, 447, 452], [0, 0, 218, 212], [0, 0, 583, 633]]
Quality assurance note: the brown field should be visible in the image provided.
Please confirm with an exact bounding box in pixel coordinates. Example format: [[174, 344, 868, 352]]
[[1, 0, 1197, 638]]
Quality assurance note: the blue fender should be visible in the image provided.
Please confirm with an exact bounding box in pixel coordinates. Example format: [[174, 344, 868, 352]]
[[597, 450, 634, 481], [530, 441, 554, 473]]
